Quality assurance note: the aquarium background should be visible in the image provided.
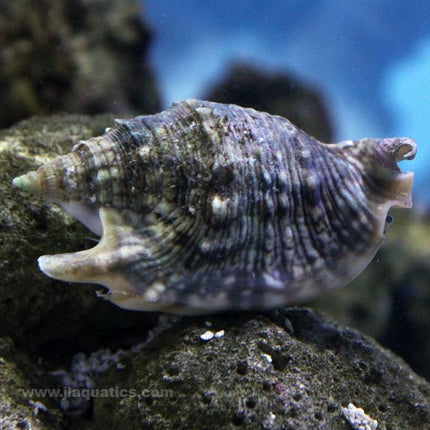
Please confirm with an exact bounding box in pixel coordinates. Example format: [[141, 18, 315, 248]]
[[144, 0, 430, 208]]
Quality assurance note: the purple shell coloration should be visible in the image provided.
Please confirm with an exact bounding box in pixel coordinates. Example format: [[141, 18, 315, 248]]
[[12, 99, 417, 313]]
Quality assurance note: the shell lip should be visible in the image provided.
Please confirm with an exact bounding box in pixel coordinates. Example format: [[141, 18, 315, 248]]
[[372, 137, 416, 209], [391, 171, 414, 208], [372, 169, 414, 239]]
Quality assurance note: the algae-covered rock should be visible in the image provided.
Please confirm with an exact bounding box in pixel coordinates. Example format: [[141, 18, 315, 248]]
[[0, 114, 157, 364], [0, 337, 63, 429], [91, 310, 429, 429]]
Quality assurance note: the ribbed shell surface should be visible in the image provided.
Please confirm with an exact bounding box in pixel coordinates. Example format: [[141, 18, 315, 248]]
[[13, 99, 416, 313]]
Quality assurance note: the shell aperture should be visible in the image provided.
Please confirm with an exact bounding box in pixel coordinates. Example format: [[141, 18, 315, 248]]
[[12, 100, 417, 313]]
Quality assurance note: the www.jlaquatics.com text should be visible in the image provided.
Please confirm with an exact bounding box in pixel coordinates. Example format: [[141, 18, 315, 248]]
[[19, 386, 174, 400]]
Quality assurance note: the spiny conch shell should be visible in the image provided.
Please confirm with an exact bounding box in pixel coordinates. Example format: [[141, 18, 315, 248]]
[[12, 99, 417, 314]]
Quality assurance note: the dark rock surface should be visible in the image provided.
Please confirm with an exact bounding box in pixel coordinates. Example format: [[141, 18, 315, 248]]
[[0, 336, 63, 429], [0, 0, 160, 128], [88, 310, 430, 429], [204, 62, 334, 143]]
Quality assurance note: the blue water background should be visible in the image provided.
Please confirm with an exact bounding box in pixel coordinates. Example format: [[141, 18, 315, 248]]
[[143, 0, 430, 208]]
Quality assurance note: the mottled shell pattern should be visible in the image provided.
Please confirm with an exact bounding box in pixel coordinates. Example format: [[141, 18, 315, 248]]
[[13, 99, 416, 314]]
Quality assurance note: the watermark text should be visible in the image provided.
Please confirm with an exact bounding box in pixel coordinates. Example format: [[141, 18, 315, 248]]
[[19, 386, 173, 400]]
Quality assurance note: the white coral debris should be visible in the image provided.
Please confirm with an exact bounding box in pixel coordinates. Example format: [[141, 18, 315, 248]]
[[341, 402, 378, 430], [262, 353, 273, 363], [214, 329, 225, 339], [28, 400, 48, 415], [200, 328, 225, 341], [51, 347, 127, 416], [200, 330, 215, 341]]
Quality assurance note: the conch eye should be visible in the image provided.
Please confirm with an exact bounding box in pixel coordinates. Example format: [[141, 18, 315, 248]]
[[384, 214, 394, 233]]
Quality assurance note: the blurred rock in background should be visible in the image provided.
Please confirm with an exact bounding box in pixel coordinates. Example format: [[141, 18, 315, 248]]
[[205, 62, 334, 143], [313, 210, 430, 379], [0, 0, 160, 128]]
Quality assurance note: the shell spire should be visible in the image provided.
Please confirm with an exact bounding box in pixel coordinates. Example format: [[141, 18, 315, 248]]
[[12, 99, 417, 314], [12, 136, 121, 202], [13, 152, 83, 199], [12, 134, 128, 234]]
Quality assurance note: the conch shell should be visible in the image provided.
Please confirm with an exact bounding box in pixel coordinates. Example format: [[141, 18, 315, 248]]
[[12, 100, 417, 313]]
